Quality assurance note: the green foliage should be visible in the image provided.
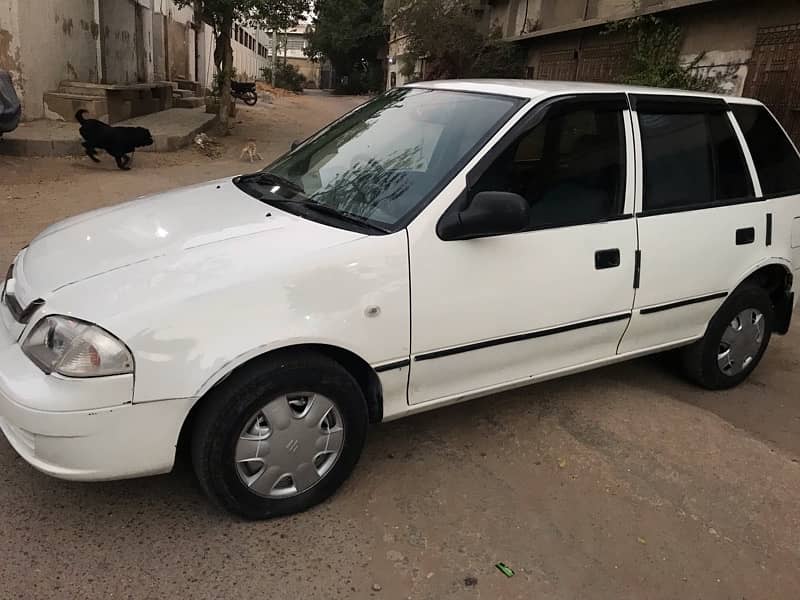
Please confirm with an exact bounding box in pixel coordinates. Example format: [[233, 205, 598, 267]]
[[261, 63, 307, 93], [606, 15, 726, 93], [386, 0, 525, 80], [334, 65, 384, 95], [470, 29, 527, 79], [172, 0, 309, 126], [174, 0, 309, 32], [306, 0, 387, 92]]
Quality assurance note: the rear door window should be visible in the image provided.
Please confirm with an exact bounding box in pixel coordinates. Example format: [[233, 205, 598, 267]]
[[731, 104, 800, 197], [639, 109, 753, 213]]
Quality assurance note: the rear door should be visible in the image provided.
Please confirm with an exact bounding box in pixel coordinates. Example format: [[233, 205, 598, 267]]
[[619, 95, 767, 353]]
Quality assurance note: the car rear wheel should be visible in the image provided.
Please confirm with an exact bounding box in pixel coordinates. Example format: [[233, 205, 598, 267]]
[[681, 284, 773, 390], [191, 351, 368, 519]]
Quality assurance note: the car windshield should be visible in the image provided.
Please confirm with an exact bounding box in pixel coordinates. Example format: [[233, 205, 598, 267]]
[[236, 88, 523, 232]]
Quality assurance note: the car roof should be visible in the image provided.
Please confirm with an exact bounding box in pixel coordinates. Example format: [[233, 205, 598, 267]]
[[406, 79, 760, 105]]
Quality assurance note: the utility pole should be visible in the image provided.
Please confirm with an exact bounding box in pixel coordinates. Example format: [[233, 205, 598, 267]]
[[271, 29, 278, 86]]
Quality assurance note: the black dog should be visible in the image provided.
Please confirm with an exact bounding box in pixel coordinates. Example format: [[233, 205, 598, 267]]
[[76, 109, 153, 170]]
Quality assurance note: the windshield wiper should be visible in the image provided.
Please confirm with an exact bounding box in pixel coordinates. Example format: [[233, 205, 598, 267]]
[[237, 171, 305, 195], [268, 198, 391, 234]]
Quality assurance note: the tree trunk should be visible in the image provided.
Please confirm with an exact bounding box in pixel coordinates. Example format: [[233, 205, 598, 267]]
[[217, 10, 234, 131]]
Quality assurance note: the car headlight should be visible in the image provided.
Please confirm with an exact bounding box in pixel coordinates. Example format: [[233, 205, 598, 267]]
[[22, 315, 134, 377]]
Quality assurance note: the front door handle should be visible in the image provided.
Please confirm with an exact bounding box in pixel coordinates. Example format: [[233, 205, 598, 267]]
[[595, 248, 621, 270], [736, 227, 755, 245]]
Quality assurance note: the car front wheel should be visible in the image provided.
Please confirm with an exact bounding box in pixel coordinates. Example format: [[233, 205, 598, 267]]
[[191, 351, 368, 519], [681, 283, 774, 390]]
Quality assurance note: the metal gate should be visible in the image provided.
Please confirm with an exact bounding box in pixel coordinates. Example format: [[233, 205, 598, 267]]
[[536, 42, 632, 84], [577, 42, 632, 83], [744, 23, 800, 144], [537, 50, 577, 81]]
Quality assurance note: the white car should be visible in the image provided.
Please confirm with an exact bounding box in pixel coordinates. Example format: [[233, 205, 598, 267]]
[[2, 80, 800, 519]]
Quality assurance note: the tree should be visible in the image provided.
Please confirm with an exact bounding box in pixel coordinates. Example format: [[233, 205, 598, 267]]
[[385, 0, 524, 81], [606, 15, 732, 93], [174, 0, 308, 129], [306, 0, 387, 93]]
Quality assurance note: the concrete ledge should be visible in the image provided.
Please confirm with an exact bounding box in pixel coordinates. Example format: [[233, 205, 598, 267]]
[[44, 92, 109, 122], [0, 108, 216, 156], [174, 97, 204, 109], [126, 108, 217, 152]]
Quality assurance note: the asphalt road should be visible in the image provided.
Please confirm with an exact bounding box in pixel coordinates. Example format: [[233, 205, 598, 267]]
[[1, 91, 799, 600]]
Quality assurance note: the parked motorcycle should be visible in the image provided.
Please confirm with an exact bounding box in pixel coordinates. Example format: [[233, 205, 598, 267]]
[[0, 70, 21, 137], [231, 81, 258, 106]]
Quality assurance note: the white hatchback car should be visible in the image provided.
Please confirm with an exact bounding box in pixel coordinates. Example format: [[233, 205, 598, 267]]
[[2, 80, 800, 519]]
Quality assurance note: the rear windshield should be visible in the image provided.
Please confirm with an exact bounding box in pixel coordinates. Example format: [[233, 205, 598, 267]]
[[731, 104, 800, 197]]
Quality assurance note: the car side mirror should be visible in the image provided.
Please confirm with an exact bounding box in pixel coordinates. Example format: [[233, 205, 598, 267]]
[[438, 191, 529, 241], [290, 139, 300, 151]]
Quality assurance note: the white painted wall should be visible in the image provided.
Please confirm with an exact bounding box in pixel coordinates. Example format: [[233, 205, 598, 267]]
[[7, 0, 100, 120], [0, 0, 22, 105]]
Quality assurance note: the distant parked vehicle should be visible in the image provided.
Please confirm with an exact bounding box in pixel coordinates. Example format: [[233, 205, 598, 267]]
[[2, 80, 800, 519], [0, 70, 21, 136], [232, 81, 258, 106]]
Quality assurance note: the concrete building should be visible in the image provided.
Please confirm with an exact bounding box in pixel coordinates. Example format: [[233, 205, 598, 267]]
[[0, 0, 316, 123], [385, 0, 800, 143], [386, 23, 416, 88]]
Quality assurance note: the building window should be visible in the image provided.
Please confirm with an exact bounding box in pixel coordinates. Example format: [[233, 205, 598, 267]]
[[286, 37, 305, 51]]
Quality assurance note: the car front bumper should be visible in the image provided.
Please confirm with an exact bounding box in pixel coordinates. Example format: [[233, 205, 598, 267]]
[[0, 309, 194, 482]]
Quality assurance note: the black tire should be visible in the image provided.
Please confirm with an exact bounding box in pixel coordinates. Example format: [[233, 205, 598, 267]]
[[191, 351, 368, 519], [242, 91, 258, 106], [681, 283, 773, 390]]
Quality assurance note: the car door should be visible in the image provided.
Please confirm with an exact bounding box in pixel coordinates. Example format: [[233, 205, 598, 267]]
[[406, 94, 638, 406], [619, 95, 768, 354]]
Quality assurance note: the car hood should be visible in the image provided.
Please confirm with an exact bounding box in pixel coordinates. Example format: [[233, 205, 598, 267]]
[[19, 179, 364, 295]]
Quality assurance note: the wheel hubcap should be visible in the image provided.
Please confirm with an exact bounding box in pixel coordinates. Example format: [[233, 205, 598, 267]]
[[717, 308, 764, 377], [234, 393, 345, 499]]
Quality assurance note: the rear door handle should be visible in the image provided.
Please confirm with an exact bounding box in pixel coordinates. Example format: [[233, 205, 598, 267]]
[[595, 248, 621, 270], [736, 227, 755, 245]]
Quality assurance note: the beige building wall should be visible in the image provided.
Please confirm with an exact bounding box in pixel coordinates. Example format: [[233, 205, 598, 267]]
[[493, 0, 800, 101], [286, 56, 318, 83], [100, 0, 141, 85], [0, 0, 22, 95], [4, 0, 100, 120]]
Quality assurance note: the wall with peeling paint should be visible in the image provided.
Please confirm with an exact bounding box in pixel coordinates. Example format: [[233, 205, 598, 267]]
[[100, 0, 139, 84], [0, 0, 23, 112], [13, 0, 99, 120]]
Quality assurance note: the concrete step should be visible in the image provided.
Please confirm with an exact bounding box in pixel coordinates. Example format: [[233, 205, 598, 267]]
[[175, 79, 203, 95], [58, 81, 108, 97], [173, 89, 194, 98], [44, 92, 109, 122], [174, 96, 204, 109], [119, 107, 216, 152]]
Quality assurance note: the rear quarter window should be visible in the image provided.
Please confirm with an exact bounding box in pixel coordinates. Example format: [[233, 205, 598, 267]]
[[731, 104, 800, 197]]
